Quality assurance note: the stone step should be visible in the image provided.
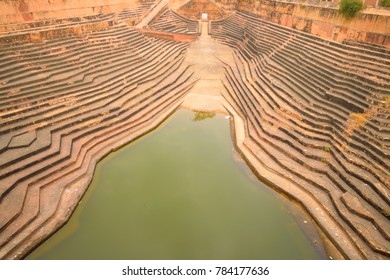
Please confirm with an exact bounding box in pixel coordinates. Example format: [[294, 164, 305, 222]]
[[0, 53, 188, 185], [251, 51, 390, 170], [3, 60, 194, 236], [232, 84, 390, 258], [0, 38, 183, 126], [226, 56, 389, 215], [0, 29, 161, 100], [0, 67, 194, 259], [235, 52, 389, 202], [237, 10, 390, 69], [0, 33, 184, 116], [148, 9, 199, 34], [218, 20, 390, 257]]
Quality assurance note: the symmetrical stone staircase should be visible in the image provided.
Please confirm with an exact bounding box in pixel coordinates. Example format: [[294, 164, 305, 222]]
[[1, 2, 389, 260], [0, 18, 195, 259], [148, 9, 199, 34], [211, 11, 390, 260]]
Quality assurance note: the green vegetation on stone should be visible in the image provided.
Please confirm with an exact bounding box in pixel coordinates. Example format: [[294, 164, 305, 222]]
[[380, 0, 390, 8], [192, 111, 216, 122], [338, 0, 364, 19]]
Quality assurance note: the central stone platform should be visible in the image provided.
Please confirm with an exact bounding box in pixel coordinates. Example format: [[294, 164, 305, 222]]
[[181, 22, 234, 113]]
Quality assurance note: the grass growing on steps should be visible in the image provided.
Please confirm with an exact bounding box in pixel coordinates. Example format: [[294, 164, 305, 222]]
[[338, 0, 364, 19]]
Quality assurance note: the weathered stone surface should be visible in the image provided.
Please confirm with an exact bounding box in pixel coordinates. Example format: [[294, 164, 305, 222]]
[[0, 0, 389, 261], [236, 0, 390, 47], [8, 131, 37, 149], [0, 4, 197, 259], [181, 22, 234, 113], [177, 0, 226, 20], [210, 10, 390, 259]]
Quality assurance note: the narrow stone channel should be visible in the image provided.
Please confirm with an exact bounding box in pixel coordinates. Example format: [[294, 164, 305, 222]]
[[27, 109, 327, 259]]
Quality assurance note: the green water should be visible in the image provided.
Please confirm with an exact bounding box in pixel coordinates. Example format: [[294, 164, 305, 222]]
[[27, 109, 326, 260]]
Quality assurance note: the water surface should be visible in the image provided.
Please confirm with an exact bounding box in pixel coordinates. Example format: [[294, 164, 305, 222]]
[[27, 109, 326, 259]]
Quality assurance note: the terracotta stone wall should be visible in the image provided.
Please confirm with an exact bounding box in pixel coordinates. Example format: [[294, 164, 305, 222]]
[[0, 0, 142, 24], [213, 0, 237, 10], [177, 0, 226, 20], [1, 0, 389, 46], [364, 0, 378, 6], [236, 0, 390, 47]]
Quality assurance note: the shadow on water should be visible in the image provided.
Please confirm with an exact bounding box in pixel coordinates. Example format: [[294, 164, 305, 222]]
[[27, 109, 328, 260]]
